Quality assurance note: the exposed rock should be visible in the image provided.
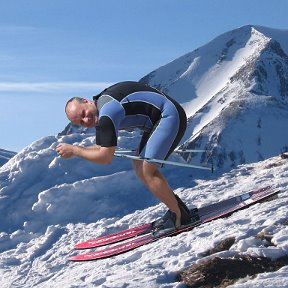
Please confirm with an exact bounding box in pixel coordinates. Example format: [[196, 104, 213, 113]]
[[178, 255, 288, 288]]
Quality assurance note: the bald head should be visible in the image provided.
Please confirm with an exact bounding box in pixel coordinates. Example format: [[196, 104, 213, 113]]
[[65, 97, 98, 128]]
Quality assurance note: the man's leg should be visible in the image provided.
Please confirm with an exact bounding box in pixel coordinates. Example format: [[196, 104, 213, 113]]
[[132, 159, 182, 228]]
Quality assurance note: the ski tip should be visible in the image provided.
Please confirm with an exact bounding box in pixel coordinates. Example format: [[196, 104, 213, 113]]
[[74, 240, 100, 250], [74, 242, 88, 250], [68, 254, 92, 262], [68, 256, 79, 262], [259, 192, 279, 203]]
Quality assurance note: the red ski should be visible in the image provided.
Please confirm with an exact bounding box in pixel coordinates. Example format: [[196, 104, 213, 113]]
[[74, 224, 151, 249], [69, 186, 278, 261], [73, 185, 274, 250]]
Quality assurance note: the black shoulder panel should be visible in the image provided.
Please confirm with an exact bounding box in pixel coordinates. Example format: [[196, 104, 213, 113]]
[[96, 116, 117, 147]]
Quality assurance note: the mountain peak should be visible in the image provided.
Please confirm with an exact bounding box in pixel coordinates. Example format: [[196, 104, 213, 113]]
[[0, 148, 16, 167], [140, 26, 288, 169]]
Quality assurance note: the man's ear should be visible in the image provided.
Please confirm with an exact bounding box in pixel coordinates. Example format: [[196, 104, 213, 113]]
[[81, 98, 89, 103]]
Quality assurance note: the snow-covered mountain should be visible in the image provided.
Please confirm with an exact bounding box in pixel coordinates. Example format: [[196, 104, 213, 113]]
[[0, 149, 16, 167], [0, 25, 288, 287], [140, 25, 288, 169]]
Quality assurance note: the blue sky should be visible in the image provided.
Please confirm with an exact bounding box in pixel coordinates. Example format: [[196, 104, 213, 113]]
[[1, 0, 288, 151]]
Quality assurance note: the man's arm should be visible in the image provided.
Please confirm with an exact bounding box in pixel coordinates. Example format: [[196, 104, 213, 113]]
[[56, 143, 115, 164]]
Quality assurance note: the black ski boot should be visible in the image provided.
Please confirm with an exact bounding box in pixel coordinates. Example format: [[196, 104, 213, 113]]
[[151, 194, 189, 229], [152, 195, 199, 237], [174, 194, 191, 225]]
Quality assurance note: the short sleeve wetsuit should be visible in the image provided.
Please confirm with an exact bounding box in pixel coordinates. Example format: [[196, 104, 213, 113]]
[[93, 81, 187, 161]]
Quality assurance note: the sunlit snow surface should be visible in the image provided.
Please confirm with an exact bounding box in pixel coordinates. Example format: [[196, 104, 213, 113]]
[[0, 132, 287, 287]]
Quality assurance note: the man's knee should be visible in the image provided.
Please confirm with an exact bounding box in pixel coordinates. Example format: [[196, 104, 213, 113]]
[[142, 161, 160, 180]]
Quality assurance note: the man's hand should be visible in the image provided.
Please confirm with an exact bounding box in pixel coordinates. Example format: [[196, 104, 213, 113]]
[[56, 143, 75, 159]]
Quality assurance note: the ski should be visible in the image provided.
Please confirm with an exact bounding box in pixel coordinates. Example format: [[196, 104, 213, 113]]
[[73, 186, 274, 250], [69, 186, 278, 261], [74, 224, 151, 250]]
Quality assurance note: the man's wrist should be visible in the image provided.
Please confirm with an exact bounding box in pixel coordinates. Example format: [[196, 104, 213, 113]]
[[73, 145, 81, 157]]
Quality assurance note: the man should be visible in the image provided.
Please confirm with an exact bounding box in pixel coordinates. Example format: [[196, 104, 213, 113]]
[[56, 81, 191, 234]]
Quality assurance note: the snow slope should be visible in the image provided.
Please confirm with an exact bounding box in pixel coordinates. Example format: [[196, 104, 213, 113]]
[[0, 133, 287, 287]]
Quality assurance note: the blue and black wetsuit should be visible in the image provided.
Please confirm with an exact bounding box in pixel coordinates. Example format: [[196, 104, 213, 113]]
[[93, 81, 187, 161]]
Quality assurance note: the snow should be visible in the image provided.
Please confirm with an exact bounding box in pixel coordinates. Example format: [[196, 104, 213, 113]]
[[0, 132, 287, 287]]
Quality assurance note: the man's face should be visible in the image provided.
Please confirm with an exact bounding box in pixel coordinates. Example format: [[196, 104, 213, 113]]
[[66, 99, 98, 128]]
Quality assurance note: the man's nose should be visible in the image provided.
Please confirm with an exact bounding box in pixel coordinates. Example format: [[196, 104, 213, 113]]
[[83, 117, 93, 126]]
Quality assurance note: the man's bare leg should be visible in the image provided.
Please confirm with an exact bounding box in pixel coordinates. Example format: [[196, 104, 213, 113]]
[[132, 160, 181, 228]]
